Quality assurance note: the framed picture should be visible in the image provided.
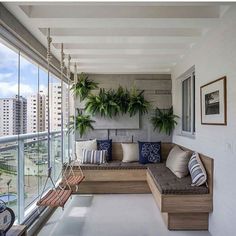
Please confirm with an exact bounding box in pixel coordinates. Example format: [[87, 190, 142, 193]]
[[200, 76, 227, 125]]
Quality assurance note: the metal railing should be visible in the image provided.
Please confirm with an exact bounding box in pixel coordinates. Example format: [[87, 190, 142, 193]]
[[0, 130, 69, 223]]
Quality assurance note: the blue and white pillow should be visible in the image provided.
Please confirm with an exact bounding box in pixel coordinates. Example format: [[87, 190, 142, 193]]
[[82, 149, 107, 164], [138, 141, 161, 164], [97, 139, 112, 161], [188, 152, 207, 186]]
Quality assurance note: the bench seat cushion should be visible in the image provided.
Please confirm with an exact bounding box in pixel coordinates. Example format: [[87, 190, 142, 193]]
[[148, 164, 209, 195], [79, 161, 150, 170]]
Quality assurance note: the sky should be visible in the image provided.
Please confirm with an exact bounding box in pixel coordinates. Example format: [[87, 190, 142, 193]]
[[0, 41, 60, 99]]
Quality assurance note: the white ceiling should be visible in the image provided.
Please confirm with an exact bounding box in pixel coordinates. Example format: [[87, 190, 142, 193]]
[[3, 2, 230, 74]]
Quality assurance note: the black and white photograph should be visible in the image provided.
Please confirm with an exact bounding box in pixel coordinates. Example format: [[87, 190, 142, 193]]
[[201, 77, 227, 125], [205, 90, 220, 115]]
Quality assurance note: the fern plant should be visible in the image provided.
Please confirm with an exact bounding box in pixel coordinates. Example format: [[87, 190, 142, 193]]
[[151, 107, 179, 135], [68, 111, 95, 138], [71, 72, 98, 101], [115, 86, 130, 114], [128, 88, 150, 117], [85, 88, 120, 118]]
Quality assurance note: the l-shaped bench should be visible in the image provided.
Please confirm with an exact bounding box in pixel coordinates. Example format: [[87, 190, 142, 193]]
[[72, 142, 213, 230]]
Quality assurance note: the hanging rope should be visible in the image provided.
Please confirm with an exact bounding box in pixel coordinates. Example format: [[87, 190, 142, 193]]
[[37, 31, 72, 210], [47, 28, 52, 170], [60, 43, 65, 165]]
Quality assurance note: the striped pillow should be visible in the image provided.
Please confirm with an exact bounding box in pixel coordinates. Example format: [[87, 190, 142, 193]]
[[82, 149, 107, 164], [188, 152, 207, 186]]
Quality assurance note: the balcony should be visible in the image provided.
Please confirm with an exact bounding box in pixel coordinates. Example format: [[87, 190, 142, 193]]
[[0, 130, 70, 223]]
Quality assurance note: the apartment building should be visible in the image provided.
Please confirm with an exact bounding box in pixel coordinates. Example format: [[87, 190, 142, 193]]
[[27, 91, 46, 133], [0, 95, 27, 136]]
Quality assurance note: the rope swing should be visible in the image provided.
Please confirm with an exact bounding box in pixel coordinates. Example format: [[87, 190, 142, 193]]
[[37, 30, 72, 209]]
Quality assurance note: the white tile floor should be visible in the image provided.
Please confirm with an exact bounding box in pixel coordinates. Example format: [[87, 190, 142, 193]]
[[37, 194, 211, 236]]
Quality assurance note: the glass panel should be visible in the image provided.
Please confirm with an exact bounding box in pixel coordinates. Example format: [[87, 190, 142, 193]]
[[182, 77, 191, 132], [49, 75, 62, 182], [63, 82, 69, 163], [19, 53, 39, 215], [38, 66, 49, 195], [0, 40, 19, 218]]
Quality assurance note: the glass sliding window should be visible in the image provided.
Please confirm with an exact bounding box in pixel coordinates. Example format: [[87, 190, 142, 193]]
[[49, 75, 62, 182], [0, 40, 19, 219], [38, 66, 49, 196], [19, 53, 40, 216], [63, 81, 69, 162], [182, 70, 195, 135]]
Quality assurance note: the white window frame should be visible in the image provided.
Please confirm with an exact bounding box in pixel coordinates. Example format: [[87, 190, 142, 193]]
[[180, 67, 195, 137]]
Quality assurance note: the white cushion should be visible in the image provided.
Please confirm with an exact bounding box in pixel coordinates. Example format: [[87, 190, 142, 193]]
[[76, 139, 97, 160], [121, 143, 139, 162], [166, 145, 191, 178]]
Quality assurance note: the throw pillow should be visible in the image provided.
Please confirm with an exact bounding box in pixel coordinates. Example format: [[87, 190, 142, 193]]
[[166, 145, 191, 178], [121, 143, 139, 162], [75, 139, 97, 160], [188, 152, 207, 186], [138, 141, 161, 164], [97, 139, 112, 161], [82, 149, 107, 164]]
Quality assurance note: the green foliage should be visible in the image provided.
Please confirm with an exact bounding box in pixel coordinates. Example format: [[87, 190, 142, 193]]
[[151, 107, 179, 135], [128, 88, 150, 117], [68, 111, 95, 138], [71, 72, 98, 101], [85, 88, 120, 118], [114, 86, 130, 114], [85, 86, 150, 118]]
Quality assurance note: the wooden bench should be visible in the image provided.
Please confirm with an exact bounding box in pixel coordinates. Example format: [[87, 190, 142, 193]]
[[147, 147, 213, 230], [72, 142, 213, 230]]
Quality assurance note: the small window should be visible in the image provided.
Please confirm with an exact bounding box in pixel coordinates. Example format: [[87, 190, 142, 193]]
[[181, 69, 195, 135]]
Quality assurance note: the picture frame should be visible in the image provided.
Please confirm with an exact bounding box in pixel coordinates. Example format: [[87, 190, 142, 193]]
[[200, 76, 227, 125]]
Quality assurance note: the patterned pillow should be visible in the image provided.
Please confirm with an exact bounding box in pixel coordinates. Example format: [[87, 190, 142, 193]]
[[138, 141, 161, 164], [188, 152, 207, 186], [82, 149, 107, 164], [97, 139, 112, 161]]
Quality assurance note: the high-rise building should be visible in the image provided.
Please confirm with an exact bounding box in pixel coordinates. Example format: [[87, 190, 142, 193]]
[[0, 95, 27, 136], [48, 83, 69, 131], [27, 92, 46, 133]]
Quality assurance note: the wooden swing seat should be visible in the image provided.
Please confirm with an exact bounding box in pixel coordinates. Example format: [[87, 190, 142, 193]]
[[65, 175, 85, 186], [37, 189, 72, 208]]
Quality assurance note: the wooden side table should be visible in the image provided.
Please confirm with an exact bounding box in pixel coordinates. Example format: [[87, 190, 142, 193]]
[[6, 225, 27, 236]]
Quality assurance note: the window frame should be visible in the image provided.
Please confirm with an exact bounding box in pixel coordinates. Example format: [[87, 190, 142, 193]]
[[181, 67, 195, 137]]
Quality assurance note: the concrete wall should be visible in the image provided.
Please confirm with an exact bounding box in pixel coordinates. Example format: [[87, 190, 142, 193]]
[[172, 6, 236, 236], [75, 74, 172, 142]]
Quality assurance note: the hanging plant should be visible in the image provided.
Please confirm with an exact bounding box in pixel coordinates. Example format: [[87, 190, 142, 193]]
[[114, 86, 130, 115], [71, 72, 98, 101], [68, 110, 95, 138], [151, 107, 179, 135], [128, 88, 150, 117], [85, 88, 120, 118]]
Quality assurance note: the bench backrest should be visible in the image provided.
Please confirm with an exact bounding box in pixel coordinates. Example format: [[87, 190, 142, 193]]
[[112, 142, 213, 195], [112, 142, 174, 161]]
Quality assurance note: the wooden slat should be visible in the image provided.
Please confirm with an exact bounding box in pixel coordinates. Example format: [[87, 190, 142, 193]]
[[77, 181, 150, 194], [37, 189, 72, 208], [167, 212, 209, 230], [162, 194, 213, 213], [81, 169, 146, 181]]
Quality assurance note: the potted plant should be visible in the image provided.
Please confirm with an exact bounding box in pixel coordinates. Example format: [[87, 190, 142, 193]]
[[71, 72, 98, 101], [68, 110, 95, 138], [85, 88, 120, 118], [151, 106, 179, 135], [128, 88, 150, 117]]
